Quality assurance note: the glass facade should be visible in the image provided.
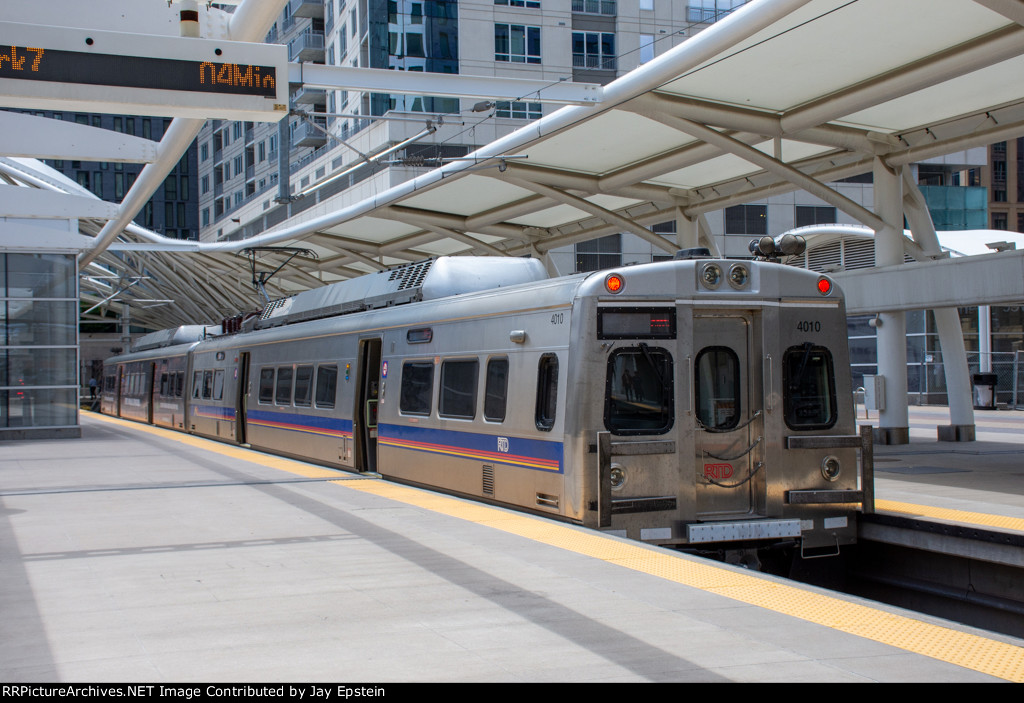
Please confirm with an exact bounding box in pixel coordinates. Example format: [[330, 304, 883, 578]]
[[0, 253, 79, 436]]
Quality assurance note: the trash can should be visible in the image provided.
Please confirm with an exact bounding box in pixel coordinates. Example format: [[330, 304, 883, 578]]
[[972, 373, 998, 410]]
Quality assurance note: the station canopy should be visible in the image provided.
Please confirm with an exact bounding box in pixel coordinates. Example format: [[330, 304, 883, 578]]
[[20, 0, 1024, 329]]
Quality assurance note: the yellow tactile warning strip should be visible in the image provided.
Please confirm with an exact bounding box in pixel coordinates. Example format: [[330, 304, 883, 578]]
[[876, 499, 1024, 534], [85, 412, 1024, 681]]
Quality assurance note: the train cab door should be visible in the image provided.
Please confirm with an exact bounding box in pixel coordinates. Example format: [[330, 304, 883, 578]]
[[354, 338, 382, 473], [236, 351, 250, 445], [692, 312, 763, 518]]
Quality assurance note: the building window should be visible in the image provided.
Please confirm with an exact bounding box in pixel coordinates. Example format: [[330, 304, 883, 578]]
[[795, 205, 836, 228], [496, 0, 541, 7], [575, 234, 622, 272], [200, 143, 209, 161], [572, 32, 616, 70], [725, 204, 767, 235], [687, 0, 747, 24], [495, 24, 541, 64], [639, 34, 654, 64], [495, 101, 542, 120], [992, 212, 1008, 230]]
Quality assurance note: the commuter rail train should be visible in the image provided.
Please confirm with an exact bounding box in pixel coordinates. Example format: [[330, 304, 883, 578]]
[[102, 254, 865, 567]]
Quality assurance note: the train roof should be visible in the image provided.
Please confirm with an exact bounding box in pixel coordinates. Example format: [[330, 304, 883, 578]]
[[131, 325, 221, 352], [248, 257, 549, 331]]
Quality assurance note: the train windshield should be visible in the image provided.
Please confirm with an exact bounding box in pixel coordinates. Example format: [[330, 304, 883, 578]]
[[605, 346, 673, 434], [783, 344, 837, 430]]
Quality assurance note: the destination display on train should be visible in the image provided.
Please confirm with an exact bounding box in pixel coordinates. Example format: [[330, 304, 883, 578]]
[[0, 44, 277, 97]]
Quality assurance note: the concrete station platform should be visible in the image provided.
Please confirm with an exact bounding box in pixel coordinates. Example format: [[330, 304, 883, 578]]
[[858, 406, 1024, 532], [1, 411, 1023, 683]]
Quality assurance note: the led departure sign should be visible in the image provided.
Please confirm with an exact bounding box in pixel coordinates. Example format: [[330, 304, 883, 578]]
[[0, 45, 277, 97]]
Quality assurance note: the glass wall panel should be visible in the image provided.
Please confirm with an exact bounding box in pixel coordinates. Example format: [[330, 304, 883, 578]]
[[0, 388, 77, 428], [6, 254, 76, 299], [2, 347, 76, 386], [5, 301, 77, 346], [1, 252, 78, 435]]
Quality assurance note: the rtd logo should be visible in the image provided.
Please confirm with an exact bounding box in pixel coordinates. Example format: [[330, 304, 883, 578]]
[[703, 463, 733, 479]]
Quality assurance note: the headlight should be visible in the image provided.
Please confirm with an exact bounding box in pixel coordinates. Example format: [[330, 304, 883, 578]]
[[821, 455, 841, 482]]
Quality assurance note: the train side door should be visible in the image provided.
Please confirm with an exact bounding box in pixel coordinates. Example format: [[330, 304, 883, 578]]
[[236, 351, 250, 445], [354, 338, 382, 473], [147, 362, 155, 424], [116, 363, 124, 417], [692, 312, 761, 518]]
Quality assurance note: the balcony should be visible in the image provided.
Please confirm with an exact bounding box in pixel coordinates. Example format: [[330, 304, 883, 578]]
[[290, 30, 326, 63], [289, 0, 325, 19], [572, 54, 617, 71], [572, 0, 616, 15], [293, 117, 328, 148], [293, 86, 327, 106]]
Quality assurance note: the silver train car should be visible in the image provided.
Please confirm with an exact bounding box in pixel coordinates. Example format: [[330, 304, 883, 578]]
[[103, 255, 864, 566]]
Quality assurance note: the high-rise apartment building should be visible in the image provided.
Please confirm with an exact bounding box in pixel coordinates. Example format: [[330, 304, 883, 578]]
[[196, 0, 748, 247], [985, 138, 1024, 233], [11, 112, 200, 241]]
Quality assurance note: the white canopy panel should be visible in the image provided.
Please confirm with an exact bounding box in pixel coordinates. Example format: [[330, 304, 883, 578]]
[[6, 0, 1024, 329]]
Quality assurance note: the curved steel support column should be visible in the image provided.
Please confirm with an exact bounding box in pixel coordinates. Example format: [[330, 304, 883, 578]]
[[873, 158, 908, 443], [901, 170, 975, 436], [675, 206, 698, 250]]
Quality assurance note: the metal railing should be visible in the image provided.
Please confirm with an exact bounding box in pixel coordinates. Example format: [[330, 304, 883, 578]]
[[571, 0, 616, 15], [572, 54, 617, 70]]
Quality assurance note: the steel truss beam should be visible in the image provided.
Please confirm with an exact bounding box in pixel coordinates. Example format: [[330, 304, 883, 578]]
[[499, 176, 677, 255], [639, 113, 888, 231]]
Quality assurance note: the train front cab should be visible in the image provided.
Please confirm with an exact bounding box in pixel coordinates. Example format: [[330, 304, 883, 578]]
[[581, 260, 861, 564]]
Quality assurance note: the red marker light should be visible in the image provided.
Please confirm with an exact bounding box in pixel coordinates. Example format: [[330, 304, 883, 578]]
[[605, 274, 624, 294], [817, 277, 832, 295]]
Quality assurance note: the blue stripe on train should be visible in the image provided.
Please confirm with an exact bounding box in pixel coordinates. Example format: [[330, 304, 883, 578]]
[[379, 422, 563, 473], [246, 409, 353, 438]]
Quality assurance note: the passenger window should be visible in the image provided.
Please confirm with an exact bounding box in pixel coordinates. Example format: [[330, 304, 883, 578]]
[[275, 366, 293, 405], [400, 361, 434, 415], [535, 354, 558, 431], [294, 365, 314, 407], [315, 364, 337, 408], [783, 344, 837, 430], [160, 373, 169, 397], [193, 371, 203, 399], [605, 346, 674, 434], [258, 368, 275, 404], [483, 358, 509, 422], [213, 370, 224, 400], [175, 372, 185, 398], [440, 359, 478, 419], [695, 347, 740, 430], [202, 370, 214, 399]]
